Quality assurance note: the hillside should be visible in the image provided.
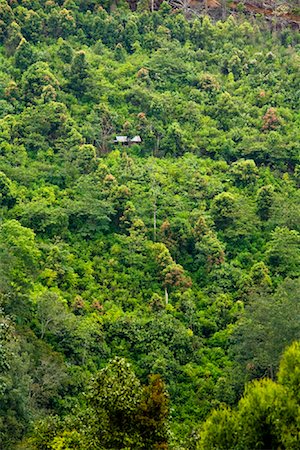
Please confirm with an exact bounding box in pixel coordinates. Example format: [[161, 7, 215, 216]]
[[150, 0, 300, 26], [0, 1, 300, 449]]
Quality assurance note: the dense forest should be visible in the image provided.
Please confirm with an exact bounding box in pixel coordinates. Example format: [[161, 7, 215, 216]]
[[1, 0, 300, 448]]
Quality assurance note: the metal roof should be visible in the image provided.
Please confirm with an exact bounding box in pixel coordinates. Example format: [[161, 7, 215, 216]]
[[130, 136, 142, 143], [114, 136, 128, 142]]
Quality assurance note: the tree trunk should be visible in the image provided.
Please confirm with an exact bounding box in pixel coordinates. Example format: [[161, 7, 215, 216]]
[[165, 287, 169, 305], [153, 199, 157, 241]]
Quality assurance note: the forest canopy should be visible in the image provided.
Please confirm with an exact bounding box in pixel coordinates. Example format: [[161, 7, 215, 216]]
[[0, 0, 300, 448]]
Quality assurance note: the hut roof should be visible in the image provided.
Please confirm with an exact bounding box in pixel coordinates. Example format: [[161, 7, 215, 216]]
[[130, 135, 142, 143], [114, 136, 128, 143]]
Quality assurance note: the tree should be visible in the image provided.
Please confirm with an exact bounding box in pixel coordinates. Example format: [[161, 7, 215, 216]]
[[68, 51, 90, 95], [57, 39, 73, 63], [256, 185, 275, 221], [198, 342, 300, 450], [4, 21, 22, 55], [249, 261, 272, 290], [277, 341, 300, 403], [231, 278, 300, 381], [194, 231, 225, 273], [210, 192, 238, 230], [268, 189, 300, 232], [262, 107, 281, 131], [123, 19, 139, 53], [91, 357, 142, 418], [18, 8, 43, 43], [160, 121, 191, 156], [235, 379, 297, 450], [86, 104, 118, 155], [14, 38, 36, 70], [15, 101, 82, 155], [197, 406, 237, 450], [47, 8, 76, 38], [137, 374, 169, 448], [1, 4, 300, 447], [0, 219, 40, 289], [230, 159, 258, 187], [149, 241, 191, 303], [63, 144, 97, 174], [29, 358, 169, 449], [21, 62, 60, 103], [114, 42, 126, 62], [35, 291, 73, 340], [63, 177, 113, 237], [0, 171, 16, 208], [210, 191, 257, 242], [266, 226, 300, 276], [163, 263, 192, 292], [0, 0, 13, 43]]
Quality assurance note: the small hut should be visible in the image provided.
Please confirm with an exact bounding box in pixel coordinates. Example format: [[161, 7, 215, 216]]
[[113, 135, 142, 146], [114, 136, 128, 145], [130, 136, 142, 144]]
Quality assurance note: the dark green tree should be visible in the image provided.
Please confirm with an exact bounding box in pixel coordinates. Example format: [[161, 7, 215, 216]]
[[68, 50, 90, 95], [14, 38, 36, 70], [256, 185, 275, 221]]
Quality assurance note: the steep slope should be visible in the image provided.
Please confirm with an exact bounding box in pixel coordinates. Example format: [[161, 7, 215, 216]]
[[0, 1, 300, 449]]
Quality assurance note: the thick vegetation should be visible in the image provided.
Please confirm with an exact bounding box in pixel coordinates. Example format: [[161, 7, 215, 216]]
[[0, 0, 300, 448]]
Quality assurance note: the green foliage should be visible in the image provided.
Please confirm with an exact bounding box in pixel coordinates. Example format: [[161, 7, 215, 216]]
[[277, 341, 300, 404], [230, 159, 258, 187], [256, 184, 274, 221], [14, 38, 36, 70], [0, 2, 299, 447], [198, 341, 300, 450], [57, 40, 74, 64], [91, 356, 142, 414], [0, 312, 31, 449], [21, 62, 60, 103], [266, 227, 300, 276], [0, 219, 40, 289], [197, 406, 237, 450], [0, 171, 16, 207], [68, 51, 90, 95], [231, 278, 300, 381], [28, 358, 169, 450]]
